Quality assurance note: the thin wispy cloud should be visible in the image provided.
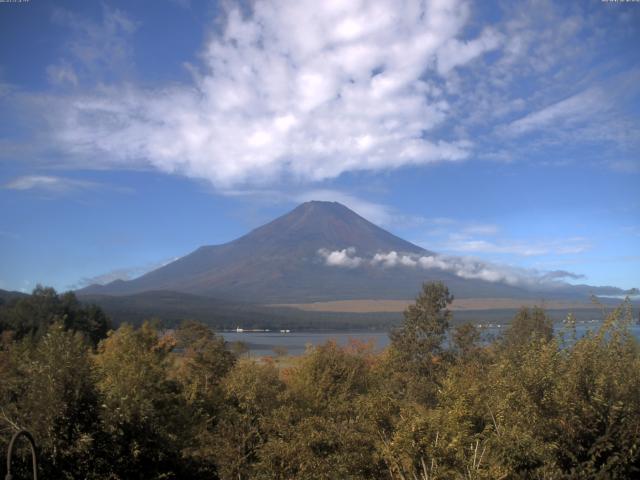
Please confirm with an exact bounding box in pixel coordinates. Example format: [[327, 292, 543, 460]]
[[460, 224, 500, 236], [73, 256, 180, 289], [2, 174, 133, 196], [502, 88, 607, 137], [442, 235, 591, 257], [3, 175, 97, 193], [46, 61, 79, 87], [610, 159, 640, 174], [445, 3, 640, 170], [50, 4, 138, 84]]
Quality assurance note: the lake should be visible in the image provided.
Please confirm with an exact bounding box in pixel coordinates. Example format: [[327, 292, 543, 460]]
[[220, 321, 640, 357]]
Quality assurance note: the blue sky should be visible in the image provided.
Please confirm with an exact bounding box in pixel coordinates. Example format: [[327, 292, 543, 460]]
[[0, 0, 638, 293]]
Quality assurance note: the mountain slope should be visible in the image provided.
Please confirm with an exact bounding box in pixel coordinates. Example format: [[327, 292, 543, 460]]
[[0, 289, 28, 303], [77, 201, 630, 303]]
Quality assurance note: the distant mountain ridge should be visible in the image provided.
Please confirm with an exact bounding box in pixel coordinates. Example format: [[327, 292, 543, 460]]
[[78, 201, 635, 303], [0, 289, 28, 303]]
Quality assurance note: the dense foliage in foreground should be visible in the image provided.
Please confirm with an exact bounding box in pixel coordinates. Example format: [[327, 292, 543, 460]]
[[1, 283, 639, 479]]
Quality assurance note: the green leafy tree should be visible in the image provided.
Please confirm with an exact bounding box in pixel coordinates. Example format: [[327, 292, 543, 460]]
[[387, 281, 453, 404], [502, 306, 553, 350], [0, 286, 110, 345]]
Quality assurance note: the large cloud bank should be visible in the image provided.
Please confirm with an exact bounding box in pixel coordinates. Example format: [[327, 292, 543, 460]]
[[318, 248, 584, 288], [53, 0, 500, 187]]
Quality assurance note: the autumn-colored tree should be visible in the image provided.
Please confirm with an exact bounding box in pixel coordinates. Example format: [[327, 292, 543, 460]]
[[173, 320, 236, 476], [550, 302, 640, 477], [174, 320, 236, 406], [93, 321, 191, 479], [451, 321, 482, 361], [0, 323, 107, 479], [212, 359, 284, 480], [257, 341, 385, 479]]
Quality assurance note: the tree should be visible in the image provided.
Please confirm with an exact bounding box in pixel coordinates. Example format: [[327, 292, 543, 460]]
[[0, 286, 110, 346], [256, 341, 385, 479], [0, 323, 106, 479], [173, 321, 236, 476], [502, 306, 553, 350], [93, 322, 190, 479], [212, 359, 284, 480], [451, 322, 482, 361], [387, 281, 453, 404], [550, 302, 640, 477], [230, 340, 249, 358], [174, 320, 236, 406]]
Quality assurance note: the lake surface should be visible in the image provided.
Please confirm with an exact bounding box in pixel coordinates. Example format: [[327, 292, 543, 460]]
[[220, 321, 640, 357]]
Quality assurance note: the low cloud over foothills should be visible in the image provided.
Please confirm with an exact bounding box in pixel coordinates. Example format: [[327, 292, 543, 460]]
[[318, 248, 586, 288], [0, 0, 638, 292]]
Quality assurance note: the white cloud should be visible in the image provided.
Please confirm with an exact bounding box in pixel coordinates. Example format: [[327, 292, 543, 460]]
[[3, 175, 97, 193], [414, 254, 548, 286], [437, 27, 503, 75], [443, 235, 591, 257], [318, 247, 362, 268], [46, 62, 78, 86], [47, 0, 500, 187], [503, 88, 607, 136], [319, 248, 585, 287], [372, 251, 417, 268]]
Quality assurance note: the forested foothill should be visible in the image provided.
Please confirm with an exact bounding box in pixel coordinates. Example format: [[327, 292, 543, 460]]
[[1, 283, 638, 479]]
